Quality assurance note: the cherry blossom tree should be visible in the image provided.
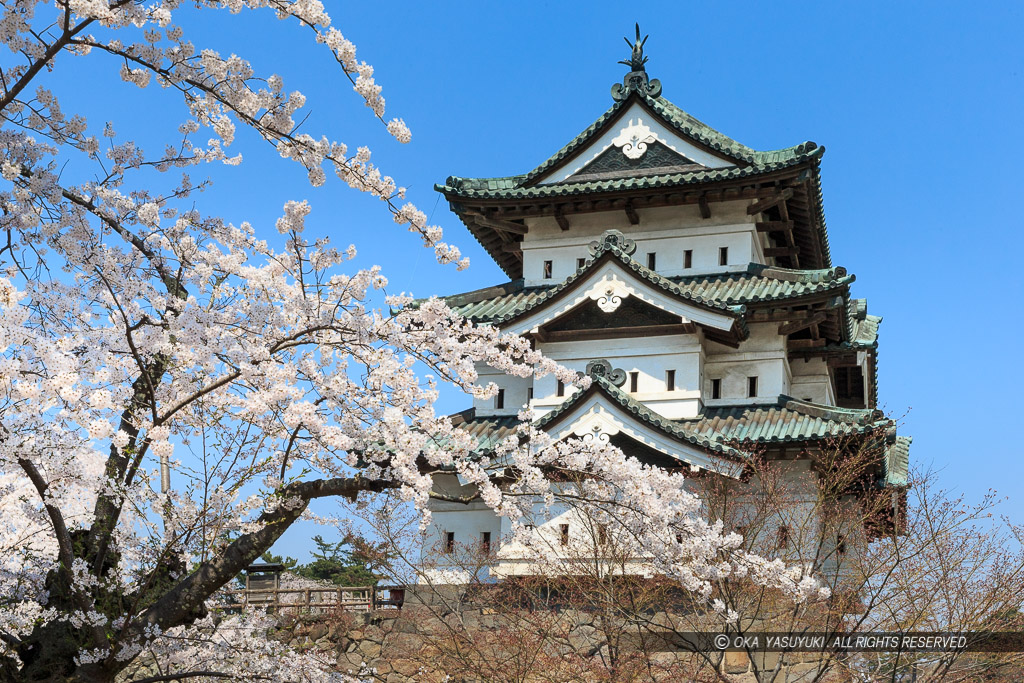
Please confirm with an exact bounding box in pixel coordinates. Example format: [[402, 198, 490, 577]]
[[0, 2, 818, 681]]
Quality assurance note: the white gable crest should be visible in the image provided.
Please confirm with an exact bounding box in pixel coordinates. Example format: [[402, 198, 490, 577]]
[[611, 118, 656, 160]]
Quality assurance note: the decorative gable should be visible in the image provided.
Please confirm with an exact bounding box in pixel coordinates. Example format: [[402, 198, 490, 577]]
[[535, 102, 736, 185]]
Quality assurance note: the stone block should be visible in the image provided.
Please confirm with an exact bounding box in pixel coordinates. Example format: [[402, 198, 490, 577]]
[[724, 650, 750, 674]]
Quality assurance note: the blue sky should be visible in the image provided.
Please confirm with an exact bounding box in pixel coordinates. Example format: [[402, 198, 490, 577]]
[[42, 2, 1024, 560]]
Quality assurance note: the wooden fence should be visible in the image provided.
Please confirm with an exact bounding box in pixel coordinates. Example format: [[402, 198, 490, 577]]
[[221, 585, 404, 615]]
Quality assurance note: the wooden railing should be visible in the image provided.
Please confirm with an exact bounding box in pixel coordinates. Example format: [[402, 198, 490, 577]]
[[221, 585, 405, 615]]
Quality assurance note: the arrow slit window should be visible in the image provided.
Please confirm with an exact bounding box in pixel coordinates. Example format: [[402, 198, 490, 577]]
[[543, 260, 553, 279]]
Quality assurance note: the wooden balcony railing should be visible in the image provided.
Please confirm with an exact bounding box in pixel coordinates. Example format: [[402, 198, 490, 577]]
[[220, 585, 405, 615]]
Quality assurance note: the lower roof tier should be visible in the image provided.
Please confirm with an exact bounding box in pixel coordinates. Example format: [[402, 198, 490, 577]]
[[447, 373, 908, 488]]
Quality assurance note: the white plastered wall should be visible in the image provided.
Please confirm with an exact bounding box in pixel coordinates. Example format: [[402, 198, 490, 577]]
[[704, 323, 790, 406], [531, 334, 705, 419], [520, 204, 765, 287], [790, 356, 837, 405]]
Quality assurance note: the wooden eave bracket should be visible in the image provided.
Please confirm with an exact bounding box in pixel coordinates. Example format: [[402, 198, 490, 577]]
[[779, 313, 827, 336], [698, 194, 711, 219], [624, 200, 640, 225], [473, 215, 528, 235], [746, 188, 795, 216], [555, 208, 570, 231]]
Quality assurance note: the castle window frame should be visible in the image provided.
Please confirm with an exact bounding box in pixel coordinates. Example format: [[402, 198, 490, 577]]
[[684, 249, 693, 269], [719, 246, 729, 266], [543, 260, 553, 279], [711, 378, 722, 400], [666, 369, 676, 392]]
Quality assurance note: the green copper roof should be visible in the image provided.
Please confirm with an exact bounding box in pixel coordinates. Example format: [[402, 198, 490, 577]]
[[883, 436, 911, 487], [441, 262, 853, 326], [439, 157, 820, 201], [683, 398, 887, 444], [534, 374, 748, 461], [452, 374, 890, 460], [438, 93, 823, 200]]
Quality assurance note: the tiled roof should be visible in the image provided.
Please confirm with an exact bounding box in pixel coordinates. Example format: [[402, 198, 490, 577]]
[[440, 92, 823, 197], [452, 376, 890, 460], [533, 374, 748, 460], [883, 436, 911, 487], [440, 262, 853, 326], [683, 399, 887, 445], [439, 158, 821, 201]]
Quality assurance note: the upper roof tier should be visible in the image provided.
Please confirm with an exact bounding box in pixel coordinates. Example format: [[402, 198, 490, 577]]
[[436, 57, 832, 279]]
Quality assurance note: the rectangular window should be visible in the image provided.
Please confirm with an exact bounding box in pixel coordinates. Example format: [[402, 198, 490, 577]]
[[480, 531, 491, 555], [777, 525, 790, 550], [646, 252, 656, 270], [495, 388, 504, 409], [837, 534, 847, 556], [598, 524, 608, 546], [543, 260, 553, 279], [747, 376, 758, 398], [527, 387, 534, 401], [666, 369, 676, 392], [577, 257, 586, 270], [556, 380, 565, 397], [711, 378, 722, 400], [629, 371, 639, 393], [559, 523, 569, 547], [444, 532, 455, 554], [719, 246, 728, 266], [684, 249, 693, 269]]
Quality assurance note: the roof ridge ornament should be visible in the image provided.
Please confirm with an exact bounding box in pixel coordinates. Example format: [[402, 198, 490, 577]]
[[585, 359, 627, 387], [588, 229, 636, 256], [612, 23, 662, 101]]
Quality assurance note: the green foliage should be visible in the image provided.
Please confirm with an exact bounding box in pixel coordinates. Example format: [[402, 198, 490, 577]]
[[292, 534, 390, 587], [260, 550, 298, 570]]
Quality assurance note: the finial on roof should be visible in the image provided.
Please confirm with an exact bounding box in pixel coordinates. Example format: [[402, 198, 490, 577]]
[[612, 23, 662, 101]]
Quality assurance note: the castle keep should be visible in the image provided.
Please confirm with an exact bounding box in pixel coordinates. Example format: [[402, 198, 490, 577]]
[[422, 32, 910, 576]]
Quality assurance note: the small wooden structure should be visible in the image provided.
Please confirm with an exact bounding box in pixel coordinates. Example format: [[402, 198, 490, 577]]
[[222, 564, 404, 615]]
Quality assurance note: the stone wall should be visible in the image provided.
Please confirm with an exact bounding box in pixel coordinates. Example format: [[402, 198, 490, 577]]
[[268, 586, 849, 683]]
